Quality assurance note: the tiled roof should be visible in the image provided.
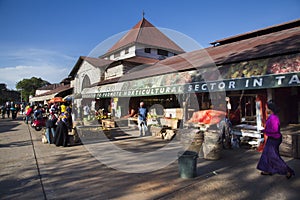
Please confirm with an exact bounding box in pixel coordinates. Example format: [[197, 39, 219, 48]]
[[210, 19, 300, 46], [207, 26, 300, 65], [90, 77, 120, 87], [104, 18, 185, 56], [37, 84, 61, 90], [123, 56, 159, 65], [83, 56, 113, 67], [68, 56, 113, 78], [119, 22, 300, 81], [34, 84, 72, 97]]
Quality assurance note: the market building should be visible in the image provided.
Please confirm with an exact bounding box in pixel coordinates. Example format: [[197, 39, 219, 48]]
[[31, 17, 300, 156], [69, 17, 186, 120], [70, 18, 299, 121]]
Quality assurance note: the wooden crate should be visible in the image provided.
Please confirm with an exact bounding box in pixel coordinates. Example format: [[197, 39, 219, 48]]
[[164, 108, 183, 119], [160, 118, 179, 129], [102, 119, 115, 128]]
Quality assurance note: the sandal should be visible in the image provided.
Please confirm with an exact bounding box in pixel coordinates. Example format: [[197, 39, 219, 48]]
[[286, 172, 293, 179], [261, 171, 272, 176]]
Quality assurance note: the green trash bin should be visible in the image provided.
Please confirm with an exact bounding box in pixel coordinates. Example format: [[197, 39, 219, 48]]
[[178, 151, 198, 179]]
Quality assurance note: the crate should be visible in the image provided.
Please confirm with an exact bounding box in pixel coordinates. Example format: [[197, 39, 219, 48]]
[[102, 119, 115, 128], [164, 108, 183, 119], [160, 118, 179, 129]]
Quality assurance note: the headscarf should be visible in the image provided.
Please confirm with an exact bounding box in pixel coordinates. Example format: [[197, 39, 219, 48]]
[[267, 100, 280, 114]]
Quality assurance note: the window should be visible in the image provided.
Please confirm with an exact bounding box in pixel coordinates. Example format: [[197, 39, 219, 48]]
[[157, 49, 168, 56], [125, 48, 129, 54], [144, 48, 151, 53], [114, 51, 120, 58], [81, 75, 91, 91]]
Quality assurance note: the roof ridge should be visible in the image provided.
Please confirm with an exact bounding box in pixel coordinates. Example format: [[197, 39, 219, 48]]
[[135, 18, 147, 43], [103, 17, 184, 56], [211, 18, 300, 46]]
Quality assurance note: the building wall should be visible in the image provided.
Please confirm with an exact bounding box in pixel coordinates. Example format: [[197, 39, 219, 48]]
[[74, 60, 102, 93], [103, 43, 177, 61], [119, 45, 136, 60], [105, 46, 137, 61], [70, 79, 75, 88], [135, 43, 176, 60], [105, 64, 124, 79]]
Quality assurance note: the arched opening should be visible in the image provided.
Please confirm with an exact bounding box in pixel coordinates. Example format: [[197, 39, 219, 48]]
[[81, 75, 91, 91]]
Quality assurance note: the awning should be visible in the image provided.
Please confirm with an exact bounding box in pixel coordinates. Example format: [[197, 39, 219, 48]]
[[63, 94, 74, 101], [81, 87, 100, 98], [29, 84, 72, 103], [29, 93, 57, 102]]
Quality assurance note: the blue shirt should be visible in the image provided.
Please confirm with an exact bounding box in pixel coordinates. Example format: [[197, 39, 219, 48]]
[[138, 107, 148, 121]]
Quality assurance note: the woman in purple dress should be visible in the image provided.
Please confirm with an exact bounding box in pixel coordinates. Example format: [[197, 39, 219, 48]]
[[257, 100, 295, 179]]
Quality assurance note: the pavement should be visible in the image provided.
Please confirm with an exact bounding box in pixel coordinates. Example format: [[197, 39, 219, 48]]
[[1, 115, 300, 200]]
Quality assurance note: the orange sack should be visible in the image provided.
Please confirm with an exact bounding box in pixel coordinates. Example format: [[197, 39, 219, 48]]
[[189, 110, 226, 125]]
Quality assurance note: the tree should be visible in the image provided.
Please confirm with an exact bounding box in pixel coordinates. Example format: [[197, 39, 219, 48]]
[[16, 77, 50, 102]]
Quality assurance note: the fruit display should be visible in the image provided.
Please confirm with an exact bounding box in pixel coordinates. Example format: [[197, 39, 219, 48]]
[[219, 59, 268, 79], [267, 53, 300, 74], [218, 53, 300, 79]]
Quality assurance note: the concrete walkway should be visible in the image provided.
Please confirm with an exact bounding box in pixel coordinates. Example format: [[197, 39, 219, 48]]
[[1, 116, 299, 200]]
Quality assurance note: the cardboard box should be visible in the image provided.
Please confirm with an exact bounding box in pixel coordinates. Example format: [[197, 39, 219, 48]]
[[164, 108, 183, 119]]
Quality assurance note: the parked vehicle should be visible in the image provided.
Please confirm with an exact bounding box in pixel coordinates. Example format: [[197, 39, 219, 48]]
[[31, 117, 47, 131]]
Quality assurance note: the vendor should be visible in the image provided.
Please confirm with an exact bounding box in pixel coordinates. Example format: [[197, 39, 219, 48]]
[[123, 107, 137, 118]]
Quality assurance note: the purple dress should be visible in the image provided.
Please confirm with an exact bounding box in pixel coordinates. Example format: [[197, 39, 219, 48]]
[[257, 114, 295, 175]]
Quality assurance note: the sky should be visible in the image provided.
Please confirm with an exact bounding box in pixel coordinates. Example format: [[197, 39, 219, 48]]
[[0, 0, 299, 90]]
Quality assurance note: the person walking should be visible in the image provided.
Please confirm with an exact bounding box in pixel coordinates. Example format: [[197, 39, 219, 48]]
[[33, 106, 43, 120], [5, 101, 11, 119], [10, 102, 17, 120], [257, 100, 295, 179], [24, 104, 30, 115], [1, 104, 5, 119], [83, 104, 90, 119], [53, 116, 69, 147], [60, 103, 66, 114], [45, 110, 58, 144], [137, 102, 148, 137], [25, 105, 34, 124]]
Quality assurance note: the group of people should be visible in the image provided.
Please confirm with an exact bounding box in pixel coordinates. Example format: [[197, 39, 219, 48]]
[[44, 103, 73, 147], [0, 101, 23, 120], [44, 106, 71, 147], [24, 102, 73, 147], [2, 98, 295, 178]]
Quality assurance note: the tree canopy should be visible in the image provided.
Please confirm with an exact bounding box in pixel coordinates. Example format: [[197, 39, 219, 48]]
[[16, 77, 50, 102]]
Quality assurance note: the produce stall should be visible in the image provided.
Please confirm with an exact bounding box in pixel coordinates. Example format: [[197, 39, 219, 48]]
[[183, 109, 227, 160]]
